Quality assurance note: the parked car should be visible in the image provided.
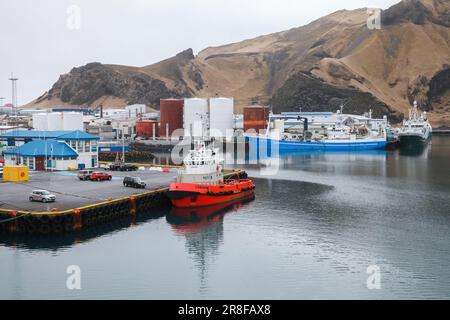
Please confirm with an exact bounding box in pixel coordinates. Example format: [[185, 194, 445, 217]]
[[29, 190, 56, 203], [89, 172, 112, 181], [109, 163, 138, 172], [77, 170, 94, 180], [123, 176, 146, 189]]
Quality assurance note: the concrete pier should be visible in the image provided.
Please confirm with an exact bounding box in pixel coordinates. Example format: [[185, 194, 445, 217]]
[[0, 167, 248, 234], [0, 169, 177, 212]]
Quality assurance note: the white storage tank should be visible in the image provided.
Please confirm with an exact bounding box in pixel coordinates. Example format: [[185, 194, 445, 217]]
[[47, 112, 63, 131], [32, 113, 48, 131], [184, 98, 209, 137], [209, 97, 234, 138], [62, 112, 84, 131]]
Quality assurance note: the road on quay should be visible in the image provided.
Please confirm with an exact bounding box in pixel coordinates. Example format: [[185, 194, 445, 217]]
[[0, 170, 177, 212]]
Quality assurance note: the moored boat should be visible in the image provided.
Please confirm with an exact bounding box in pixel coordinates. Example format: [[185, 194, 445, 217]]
[[167, 141, 255, 208], [246, 110, 388, 152], [398, 101, 432, 146], [386, 127, 400, 149]]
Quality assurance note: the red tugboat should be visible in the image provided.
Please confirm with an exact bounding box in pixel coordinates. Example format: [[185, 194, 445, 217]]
[[168, 142, 255, 208]]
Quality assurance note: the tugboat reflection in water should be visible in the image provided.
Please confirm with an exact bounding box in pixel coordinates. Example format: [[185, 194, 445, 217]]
[[166, 193, 255, 291], [166, 193, 255, 234]]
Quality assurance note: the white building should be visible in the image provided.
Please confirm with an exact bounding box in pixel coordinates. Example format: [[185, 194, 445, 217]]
[[0, 130, 100, 170], [111, 119, 137, 138], [126, 104, 146, 118], [101, 109, 127, 119]]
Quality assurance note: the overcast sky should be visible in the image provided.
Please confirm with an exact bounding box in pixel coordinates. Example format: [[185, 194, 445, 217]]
[[0, 0, 400, 105]]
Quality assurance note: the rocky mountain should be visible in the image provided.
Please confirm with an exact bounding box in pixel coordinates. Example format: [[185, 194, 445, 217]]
[[28, 0, 450, 126]]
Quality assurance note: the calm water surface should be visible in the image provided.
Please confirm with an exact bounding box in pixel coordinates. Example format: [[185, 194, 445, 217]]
[[1, 136, 449, 299]]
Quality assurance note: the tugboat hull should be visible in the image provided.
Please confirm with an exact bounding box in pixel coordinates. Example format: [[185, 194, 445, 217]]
[[168, 180, 255, 208]]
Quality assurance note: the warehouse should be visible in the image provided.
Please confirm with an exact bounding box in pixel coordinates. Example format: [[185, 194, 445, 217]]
[[0, 130, 100, 170], [3, 140, 78, 171]]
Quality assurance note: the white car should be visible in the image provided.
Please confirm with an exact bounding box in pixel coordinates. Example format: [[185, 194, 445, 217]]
[[99, 164, 109, 170], [29, 190, 56, 203]]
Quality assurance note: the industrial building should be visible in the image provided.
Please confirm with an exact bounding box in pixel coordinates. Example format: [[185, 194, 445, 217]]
[[3, 140, 79, 171], [85, 123, 116, 141], [0, 130, 100, 170], [101, 109, 127, 119], [111, 118, 137, 138], [126, 104, 146, 118]]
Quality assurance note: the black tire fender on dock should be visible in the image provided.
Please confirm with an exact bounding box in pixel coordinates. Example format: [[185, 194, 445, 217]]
[[103, 207, 112, 219], [14, 222, 24, 233], [52, 215, 64, 224], [52, 224, 64, 233], [101, 206, 109, 218], [63, 214, 74, 224], [26, 224, 37, 234], [79, 210, 88, 223], [39, 224, 52, 235], [86, 214, 98, 226], [64, 222, 74, 232], [84, 216, 93, 225], [25, 215, 38, 225], [37, 215, 51, 224]]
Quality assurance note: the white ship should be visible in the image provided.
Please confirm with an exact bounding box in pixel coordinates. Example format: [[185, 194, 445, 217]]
[[398, 101, 432, 145]]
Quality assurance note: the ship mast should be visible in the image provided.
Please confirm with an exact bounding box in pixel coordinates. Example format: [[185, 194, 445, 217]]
[[411, 100, 418, 121]]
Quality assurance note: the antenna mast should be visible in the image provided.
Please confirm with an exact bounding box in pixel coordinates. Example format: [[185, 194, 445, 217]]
[[9, 73, 19, 118]]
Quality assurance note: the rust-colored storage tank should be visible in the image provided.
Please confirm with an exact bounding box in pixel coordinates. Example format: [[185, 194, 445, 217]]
[[136, 120, 159, 138], [244, 105, 269, 132], [159, 99, 184, 137]]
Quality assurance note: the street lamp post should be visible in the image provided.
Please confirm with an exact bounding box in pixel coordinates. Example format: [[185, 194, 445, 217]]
[[9, 73, 18, 117]]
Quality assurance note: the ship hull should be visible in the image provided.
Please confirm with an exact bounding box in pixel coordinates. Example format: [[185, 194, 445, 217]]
[[168, 180, 255, 208], [399, 133, 432, 146], [246, 136, 387, 151]]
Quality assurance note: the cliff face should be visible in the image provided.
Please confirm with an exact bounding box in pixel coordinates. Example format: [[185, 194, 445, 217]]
[[28, 0, 450, 125], [35, 62, 181, 108]]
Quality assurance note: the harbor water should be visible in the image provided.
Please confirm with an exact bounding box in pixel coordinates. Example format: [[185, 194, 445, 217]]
[[1, 136, 449, 299]]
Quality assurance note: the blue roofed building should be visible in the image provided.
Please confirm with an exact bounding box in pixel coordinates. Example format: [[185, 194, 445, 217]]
[[0, 130, 100, 171]]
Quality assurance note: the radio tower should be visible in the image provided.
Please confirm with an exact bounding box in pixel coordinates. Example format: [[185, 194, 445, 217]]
[[9, 72, 19, 117]]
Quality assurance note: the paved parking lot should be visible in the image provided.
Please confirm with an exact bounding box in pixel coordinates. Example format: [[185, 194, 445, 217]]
[[0, 169, 178, 212]]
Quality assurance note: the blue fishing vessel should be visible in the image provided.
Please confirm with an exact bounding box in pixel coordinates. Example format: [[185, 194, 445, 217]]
[[245, 111, 388, 152], [247, 135, 387, 151]]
